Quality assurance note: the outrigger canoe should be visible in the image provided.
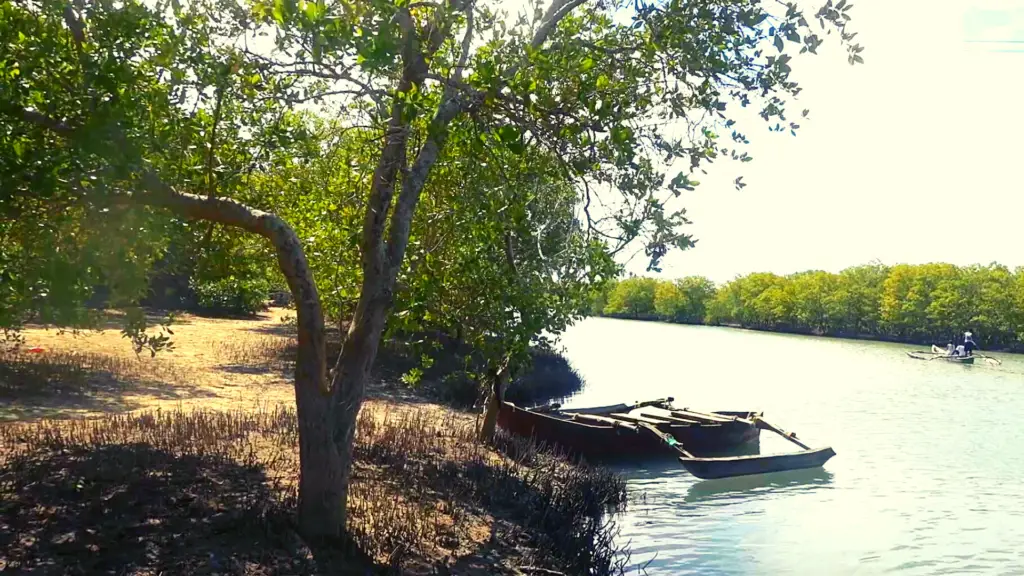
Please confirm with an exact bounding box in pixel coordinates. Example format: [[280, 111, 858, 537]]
[[497, 397, 836, 479], [906, 347, 975, 364]]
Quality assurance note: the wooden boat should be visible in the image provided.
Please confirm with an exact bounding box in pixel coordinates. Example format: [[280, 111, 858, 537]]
[[675, 447, 837, 479], [907, 350, 975, 364], [498, 397, 836, 479], [497, 398, 760, 460], [925, 345, 1001, 366]]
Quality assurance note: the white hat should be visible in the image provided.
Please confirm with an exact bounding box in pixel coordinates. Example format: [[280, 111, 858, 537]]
[[965, 331, 973, 338]]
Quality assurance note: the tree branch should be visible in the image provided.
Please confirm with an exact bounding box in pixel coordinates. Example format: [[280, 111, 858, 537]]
[[3, 103, 329, 392], [62, 5, 86, 47], [385, 93, 464, 276], [531, 0, 591, 49], [454, 2, 475, 83], [6, 105, 75, 135]]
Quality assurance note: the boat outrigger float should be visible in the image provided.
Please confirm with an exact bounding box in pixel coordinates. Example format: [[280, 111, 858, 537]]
[[497, 398, 836, 479]]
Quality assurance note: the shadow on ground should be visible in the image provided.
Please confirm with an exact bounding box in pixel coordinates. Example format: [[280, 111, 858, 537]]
[[0, 444, 329, 575], [0, 353, 217, 422]]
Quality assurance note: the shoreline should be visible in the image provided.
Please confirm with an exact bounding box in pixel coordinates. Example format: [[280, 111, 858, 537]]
[[592, 314, 1023, 355]]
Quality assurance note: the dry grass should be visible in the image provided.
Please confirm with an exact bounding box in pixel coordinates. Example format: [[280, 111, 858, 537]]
[[0, 308, 633, 574], [0, 406, 629, 574], [0, 309, 298, 421]]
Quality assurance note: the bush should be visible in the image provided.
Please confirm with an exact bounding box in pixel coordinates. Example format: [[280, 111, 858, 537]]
[[191, 275, 270, 316], [505, 348, 586, 407]]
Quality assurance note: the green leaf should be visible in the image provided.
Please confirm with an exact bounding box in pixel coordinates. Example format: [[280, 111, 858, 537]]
[[581, 57, 595, 72], [272, 0, 287, 24], [303, 0, 324, 21], [611, 125, 633, 144], [774, 35, 784, 52], [497, 125, 520, 143], [596, 74, 610, 90]]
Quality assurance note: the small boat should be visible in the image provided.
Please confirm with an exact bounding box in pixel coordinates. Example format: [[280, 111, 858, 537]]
[[907, 349, 975, 364], [497, 398, 760, 459], [497, 397, 836, 479]]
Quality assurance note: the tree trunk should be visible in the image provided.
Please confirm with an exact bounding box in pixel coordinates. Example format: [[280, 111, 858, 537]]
[[330, 283, 391, 530], [326, 47, 469, 529], [7, 103, 348, 540], [478, 360, 509, 443], [152, 186, 346, 540], [266, 221, 345, 541]]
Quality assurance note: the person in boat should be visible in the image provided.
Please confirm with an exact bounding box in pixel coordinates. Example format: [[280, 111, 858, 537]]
[[962, 331, 978, 356]]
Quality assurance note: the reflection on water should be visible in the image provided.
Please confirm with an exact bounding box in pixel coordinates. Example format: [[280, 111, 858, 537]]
[[684, 468, 834, 503], [559, 318, 1024, 575]]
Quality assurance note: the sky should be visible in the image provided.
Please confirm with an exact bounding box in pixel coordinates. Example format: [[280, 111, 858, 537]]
[[498, 0, 1024, 283]]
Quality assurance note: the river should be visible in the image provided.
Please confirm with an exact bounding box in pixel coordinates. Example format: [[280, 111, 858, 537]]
[[557, 317, 1024, 575]]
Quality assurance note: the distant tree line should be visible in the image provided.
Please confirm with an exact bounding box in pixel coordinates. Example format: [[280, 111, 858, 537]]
[[592, 263, 1024, 350]]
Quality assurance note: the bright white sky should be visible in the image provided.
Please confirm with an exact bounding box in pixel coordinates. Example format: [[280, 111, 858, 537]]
[[641, 0, 1024, 282], [499, 0, 1024, 283]]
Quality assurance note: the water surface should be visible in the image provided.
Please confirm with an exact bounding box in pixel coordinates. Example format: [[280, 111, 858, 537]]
[[558, 318, 1024, 575]]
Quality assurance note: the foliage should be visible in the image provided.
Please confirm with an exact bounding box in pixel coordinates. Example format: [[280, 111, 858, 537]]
[[0, 0, 305, 336], [654, 276, 717, 323], [0, 0, 865, 539], [0, 0, 864, 366], [592, 262, 1024, 350], [603, 277, 658, 318]]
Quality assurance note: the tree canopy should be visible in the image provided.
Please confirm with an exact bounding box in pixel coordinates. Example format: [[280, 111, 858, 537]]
[[1, 0, 863, 538], [594, 262, 1024, 350]]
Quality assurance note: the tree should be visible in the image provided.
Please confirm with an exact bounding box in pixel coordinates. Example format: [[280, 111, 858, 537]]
[[830, 262, 887, 335], [790, 270, 836, 333], [652, 276, 715, 323], [653, 279, 686, 320], [2, 0, 862, 539], [604, 277, 658, 318]]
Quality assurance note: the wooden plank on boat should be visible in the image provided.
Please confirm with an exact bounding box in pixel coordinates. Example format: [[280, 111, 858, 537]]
[[556, 403, 630, 415], [629, 397, 675, 410], [632, 407, 702, 425], [752, 417, 812, 450], [609, 413, 669, 426], [636, 422, 696, 458], [678, 447, 837, 479], [548, 397, 673, 416], [567, 413, 639, 431], [671, 409, 735, 424]]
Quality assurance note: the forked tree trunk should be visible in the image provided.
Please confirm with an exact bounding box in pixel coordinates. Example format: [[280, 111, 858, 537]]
[[141, 181, 347, 540], [265, 222, 346, 541], [161, 192, 347, 540], [478, 360, 509, 443], [329, 284, 391, 530]]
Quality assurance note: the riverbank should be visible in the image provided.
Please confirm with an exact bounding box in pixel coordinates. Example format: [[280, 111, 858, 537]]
[[598, 313, 1023, 355], [0, 309, 627, 574]]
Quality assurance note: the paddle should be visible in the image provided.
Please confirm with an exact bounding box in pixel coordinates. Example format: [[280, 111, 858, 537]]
[[975, 353, 1002, 366]]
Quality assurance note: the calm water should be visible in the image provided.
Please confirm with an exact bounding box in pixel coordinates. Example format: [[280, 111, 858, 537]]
[[558, 318, 1024, 575]]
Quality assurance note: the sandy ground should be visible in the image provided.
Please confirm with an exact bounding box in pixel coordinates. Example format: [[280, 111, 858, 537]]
[[0, 308, 312, 422], [0, 308, 622, 575]]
